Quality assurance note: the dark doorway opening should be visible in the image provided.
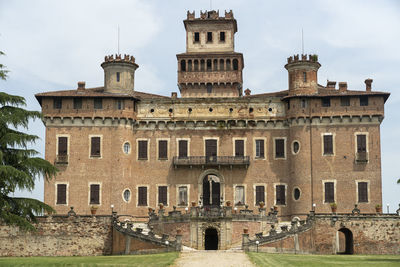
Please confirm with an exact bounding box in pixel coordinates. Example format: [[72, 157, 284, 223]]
[[338, 228, 354, 254], [205, 228, 218, 250], [203, 175, 220, 206]]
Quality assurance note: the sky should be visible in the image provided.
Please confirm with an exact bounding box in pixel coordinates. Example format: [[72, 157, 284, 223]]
[[0, 0, 399, 212]]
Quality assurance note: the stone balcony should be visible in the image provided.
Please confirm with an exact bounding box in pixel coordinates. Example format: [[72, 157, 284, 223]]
[[178, 70, 241, 85], [173, 156, 250, 168]]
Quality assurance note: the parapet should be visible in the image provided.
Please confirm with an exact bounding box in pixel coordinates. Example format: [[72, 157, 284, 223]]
[[186, 10, 234, 20], [287, 54, 319, 64], [103, 54, 136, 64]]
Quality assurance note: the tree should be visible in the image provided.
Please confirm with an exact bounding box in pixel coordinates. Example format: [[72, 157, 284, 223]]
[[0, 51, 58, 231], [397, 178, 400, 184]]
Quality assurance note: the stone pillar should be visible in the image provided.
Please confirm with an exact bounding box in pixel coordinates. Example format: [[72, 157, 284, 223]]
[[242, 229, 250, 252], [124, 235, 131, 255], [225, 206, 232, 217], [176, 234, 182, 251]]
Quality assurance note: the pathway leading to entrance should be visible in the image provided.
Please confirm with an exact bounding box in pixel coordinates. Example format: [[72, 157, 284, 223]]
[[173, 251, 256, 267]]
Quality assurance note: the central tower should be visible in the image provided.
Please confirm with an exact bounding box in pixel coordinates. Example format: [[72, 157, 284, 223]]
[[177, 10, 244, 98]]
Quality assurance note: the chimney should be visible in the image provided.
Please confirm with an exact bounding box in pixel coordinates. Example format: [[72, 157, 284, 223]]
[[338, 82, 347, 92], [244, 88, 251, 96], [171, 92, 178, 99], [326, 80, 336, 89], [77, 81, 85, 90], [365, 78, 373, 92]]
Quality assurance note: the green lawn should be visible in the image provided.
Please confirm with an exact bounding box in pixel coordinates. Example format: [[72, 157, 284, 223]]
[[247, 252, 400, 267], [0, 252, 179, 267]]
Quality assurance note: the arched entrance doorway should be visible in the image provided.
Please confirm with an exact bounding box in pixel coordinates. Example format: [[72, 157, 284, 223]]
[[205, 228, 218, 250], [337, 228, 354, 254], [202, 175, 220, 207]]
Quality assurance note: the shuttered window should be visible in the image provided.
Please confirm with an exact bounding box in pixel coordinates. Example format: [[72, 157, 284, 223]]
[[58, 137, 68, 155], [357, 135, 367, 153], [178, 140, 188, 158], [91, 137, 101, 157], [275, 139, 285, 158], [255, 186, 265, 204], [235, 140, 244, 157], [205, 139, 217, 157], [276, 185, 286, 205], [90, 184, 100, 204], [324, 182, 335, 203], [358, 182, 368, 203], [323, 135, 333, 155], [255, 139, 265, 158], [158, 140, 168, 159], [138, 187, 147, 206], [138, 140, 148, 160], [56, 184, 67, 205], [158, 186, 168, 205]]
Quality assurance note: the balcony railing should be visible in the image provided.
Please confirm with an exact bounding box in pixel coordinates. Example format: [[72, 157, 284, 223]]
[[55, 154, 68, 164], [355, 152, 368, 163], [173, 156, 250, 167]]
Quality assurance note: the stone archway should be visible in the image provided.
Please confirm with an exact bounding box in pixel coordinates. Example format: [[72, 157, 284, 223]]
[[198, 169, 225, 206], [204, 227, 219, 250], [337, 228, 354, 254]]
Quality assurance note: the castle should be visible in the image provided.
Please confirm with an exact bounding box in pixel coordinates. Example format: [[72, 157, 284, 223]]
[[34, 10, 391, 250]]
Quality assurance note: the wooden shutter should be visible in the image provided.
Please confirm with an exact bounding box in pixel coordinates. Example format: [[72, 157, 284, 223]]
[[256, 140, 264, 158], [58, 137, 68, 155], [91, 137, 101, 157], [324, 182, 334, 203], [275, 139, 285, 158], [178, 140, 188, 158], [255, 186, 265, 204], [90, 184, 100, 204], [138, 141, 148, 159], [57, 184, 67, 204], [358, 182, 368, 202], [323, 135, 333, 155], [357, 135, 366, 153], [276, 185, 285, 205], [158, 140, 168, 159], [158, 186, 167, 205], [235, 140, 244, 157], [138, 187, 147, 206], [205, 139, 217, 157]]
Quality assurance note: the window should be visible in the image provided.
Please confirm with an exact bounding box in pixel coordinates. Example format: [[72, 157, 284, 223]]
[[123, 142, 130, 154], [178, 140, 188, 158], [207, 32, 213, 42], [205, 139, 217, 158], [276, 185, 286, 205], [324, 182, 334, 203], [275, 138, 285, 159], [235, 186, 245, 205], [158, 186, 168, 205], [255, 186, 265, 205], [287, 100, 290, 110], [293, 188, 301, 201], [220, 31, 225, 42], [206, 59, 212, 71], [158, 140, 168, 160], [58, 137, 68, 156], [90, 137, 101, 157], [301, 99, 307, 108], [138, 140, 148, 160], [255, 139, 265, 158], [94, 98, 102, 109], [358, 182, 368, 203], [360, 96, 369, 106], [53, 98, 62, 109], [116, 72, 120, 82], [90, 184, 100, 204], [303, 72, 307, 82], [233, 59, 238, 70], [123, 189, 131, 202], [178, 186, 188, 206], [56, 184, 67, 205], [194, 32, 200, 42], [321, 97, 331, 107], [207, 83, 212, 94], [235, 140, 244, 157], [357, 134, 367, 153], [116, 100, 124, 110], [323, 134, 333, 155], [341, 97, 350, 107], [219, 59, 224, 71], [73, 98, 82, 109], [138, 187, 147, 206], [292, 141, 300, 154]]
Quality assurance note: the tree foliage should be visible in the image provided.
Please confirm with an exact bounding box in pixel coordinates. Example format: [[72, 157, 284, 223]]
[[0, 51, 58, 231]]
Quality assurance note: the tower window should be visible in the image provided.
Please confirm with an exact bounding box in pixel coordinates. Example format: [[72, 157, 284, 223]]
[[194, 32, 200, 43], [90, 184, 100, 205], [303, 72, 307, 82], [226, 59, 231, 71], [116, 72, 120, 82], [56, 184, 67, 205], [73, 98, 82, 109], [341, 97, 350, 106], [207, 32, 213, 42], [323, 134, 333, 155], [360, 96, 369, 106], [322, 97, 331, 107], [94, 98, 102, 109], [53, 98, 62, 109], [207, 83, 212, 94], [219, 59, 224, 71], [206, 59, 212, 71], [233, 59, 238, 70], [180, 60, 186, 72], [220, 32, 225, 42]]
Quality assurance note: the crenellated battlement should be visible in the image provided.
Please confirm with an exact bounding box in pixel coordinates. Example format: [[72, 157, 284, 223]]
[[103, 54, 136, 64], [186, 10, 234, 20], [287, 54, 319, 64]]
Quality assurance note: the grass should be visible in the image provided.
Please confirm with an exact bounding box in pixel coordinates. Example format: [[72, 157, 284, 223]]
[[0, 252, 179, 267], [247, 252, 400, 267]]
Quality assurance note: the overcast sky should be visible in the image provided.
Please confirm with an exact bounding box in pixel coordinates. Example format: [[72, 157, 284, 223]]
[[1, 0, 399, 212]]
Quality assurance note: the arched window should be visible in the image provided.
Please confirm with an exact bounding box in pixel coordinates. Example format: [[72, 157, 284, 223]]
[[219, 59, 224, 71], [207, 59, 212, 71], [194, 60, 199, 71], [226, 59, 231, 71], [233, 59, 239, 70], [188, 60, 192, 71], [200, 59, 205, 71], [213, 59, 218, 71], [180, 60, 186, 72]]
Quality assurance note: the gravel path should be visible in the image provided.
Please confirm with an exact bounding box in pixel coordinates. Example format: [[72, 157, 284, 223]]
[[172, 251, 256, 267]]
